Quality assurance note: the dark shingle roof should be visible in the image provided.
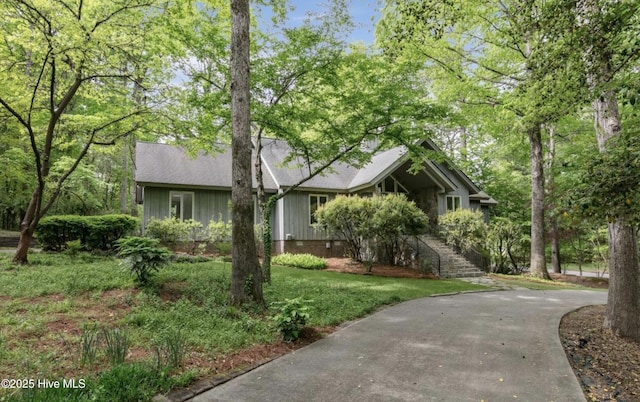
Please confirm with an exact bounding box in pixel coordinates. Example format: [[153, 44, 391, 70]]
[[135, 142, 278, 190], [135, 138, 492, 201]]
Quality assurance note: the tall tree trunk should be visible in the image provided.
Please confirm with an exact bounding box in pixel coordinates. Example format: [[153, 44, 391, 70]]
[[546, 125, 561, 274], [229, 0, 264, 307], [528, 124, 550, 279], [593, 92, 640, 341]]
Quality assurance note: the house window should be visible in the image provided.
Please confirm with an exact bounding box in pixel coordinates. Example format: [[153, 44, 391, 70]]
[[379, 175, 408, 194], [446, 195, 461, 212], [309, 194, 328, 225], [170, 191, 194, 221]]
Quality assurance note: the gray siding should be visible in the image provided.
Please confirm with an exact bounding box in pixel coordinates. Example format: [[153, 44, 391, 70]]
[[142, 186, 232, 228], [276, 191, 336, 241], [437, 175, 471, 215]]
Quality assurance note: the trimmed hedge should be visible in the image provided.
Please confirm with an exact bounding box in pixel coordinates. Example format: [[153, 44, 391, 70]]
[[37, 214, 139, 252]]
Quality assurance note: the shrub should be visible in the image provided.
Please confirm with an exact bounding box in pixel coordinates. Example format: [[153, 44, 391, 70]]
[[37, 214, 138, 252], [315, 194, 429, 265], [314, 196, 370, 261], [368, 194, 429, 264], [271, 297, 312, 342], [146, 217, 188, 246], [64, 239, 83, 257], [271, 253, 327, 270], [145, 218, 208, 255], [207, 219, 232, 254], [487, 217, 530, 274], [116, 237, 172, 286], [439, 209, 487, 253]]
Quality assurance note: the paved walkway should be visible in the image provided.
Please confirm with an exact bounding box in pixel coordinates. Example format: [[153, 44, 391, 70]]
[[187, 289, 607, 402]]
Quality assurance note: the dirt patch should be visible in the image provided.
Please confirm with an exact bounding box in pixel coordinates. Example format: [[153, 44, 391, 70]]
[[324, 257, 438, 279], [560, 305, 640, 401]]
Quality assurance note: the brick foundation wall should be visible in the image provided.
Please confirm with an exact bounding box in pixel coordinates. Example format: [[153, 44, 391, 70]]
[[273, 240, 346, 258]]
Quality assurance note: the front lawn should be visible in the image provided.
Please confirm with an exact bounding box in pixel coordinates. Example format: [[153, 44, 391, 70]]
[[0, 252, 485, 401]]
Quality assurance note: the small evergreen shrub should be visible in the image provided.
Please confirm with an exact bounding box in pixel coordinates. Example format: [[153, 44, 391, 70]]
[[64, 239, 83, 257], [271, 297, 312, 342], [116, 237, 171, 285], [271, 253, 327, 270]]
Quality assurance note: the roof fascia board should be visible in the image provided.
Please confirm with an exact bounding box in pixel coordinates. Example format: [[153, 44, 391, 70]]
[[421, 138, 482, 194]]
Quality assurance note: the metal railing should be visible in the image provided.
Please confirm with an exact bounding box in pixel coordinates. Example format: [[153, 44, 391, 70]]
[[463, 248, 491, 273], [404, 236, 441, 277]]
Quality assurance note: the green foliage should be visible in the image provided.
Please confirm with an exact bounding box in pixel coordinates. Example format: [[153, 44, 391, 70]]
[[315, 194, 429, 264], [64, 240, 83, 257], [145, 217, 192, 246], [79, 323, 99, 369], [102, 327, 130, 366], [439, 209, 487, 254], [207, 219, 232, 243], [152, 326, 189, 369], [369, 194, 430, 264], [314, 195, 369, 261], [271, 253, 327, 270], [568, 133, 640, 226], [37, 214, 138, 252], [116, 237, 171, 286], [486, 217, 530, 274], [0, 254, 131, 297], [47, 157, 107, 216], [271, 297, 312, 342], [208, 219, 233, 254], [92, 362, 175, 402], [146, 217, 227, 255]]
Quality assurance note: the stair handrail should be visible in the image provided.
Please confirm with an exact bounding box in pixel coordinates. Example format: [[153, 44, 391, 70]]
[[430, 224, 489, 273], [405, 235, 441, 277]]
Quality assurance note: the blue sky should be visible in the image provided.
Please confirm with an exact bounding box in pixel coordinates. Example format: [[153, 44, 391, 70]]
[[280, 0, 380, 44]]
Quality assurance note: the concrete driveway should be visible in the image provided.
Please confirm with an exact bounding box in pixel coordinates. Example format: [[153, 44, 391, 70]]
[[190, 289, 607, 402]]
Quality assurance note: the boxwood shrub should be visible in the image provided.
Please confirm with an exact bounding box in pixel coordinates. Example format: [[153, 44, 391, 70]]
[[37, 214, 139, 252]]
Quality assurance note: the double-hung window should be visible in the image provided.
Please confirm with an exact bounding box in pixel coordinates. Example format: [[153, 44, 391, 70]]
[[309, 194, 328, 225], [170, 191, 194, 221]]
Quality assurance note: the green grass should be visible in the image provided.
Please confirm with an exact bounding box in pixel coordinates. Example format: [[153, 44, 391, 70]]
[[0, 252, 487, 401], [560, 263, 608, 275], [0, 253, 131, 297], [490, 274, 594, 290]]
